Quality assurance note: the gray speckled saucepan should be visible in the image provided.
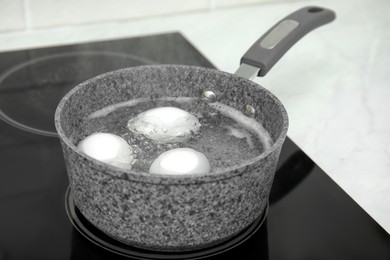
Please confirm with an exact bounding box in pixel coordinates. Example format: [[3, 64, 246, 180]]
[[55, 7, 335, 251]]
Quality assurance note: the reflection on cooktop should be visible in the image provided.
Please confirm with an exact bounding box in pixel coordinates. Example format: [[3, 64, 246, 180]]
[[66, 187, 269, 260], [0, 51, 156, 137]]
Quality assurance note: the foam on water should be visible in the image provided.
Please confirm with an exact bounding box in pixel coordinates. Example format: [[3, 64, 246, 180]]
[[224, 126, 254, 149], [208, 102, 272, 150]]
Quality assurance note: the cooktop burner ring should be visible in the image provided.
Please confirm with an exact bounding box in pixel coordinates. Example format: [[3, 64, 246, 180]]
[[65, 186, 268, 259], [0, 51, 157, 137]]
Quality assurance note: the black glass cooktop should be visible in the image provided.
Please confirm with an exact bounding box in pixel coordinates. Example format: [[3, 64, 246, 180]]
[[0, 33, 389, 260]]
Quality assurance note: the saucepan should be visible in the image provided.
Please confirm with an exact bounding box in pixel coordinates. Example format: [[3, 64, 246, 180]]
[[55, 6, 335, 251]]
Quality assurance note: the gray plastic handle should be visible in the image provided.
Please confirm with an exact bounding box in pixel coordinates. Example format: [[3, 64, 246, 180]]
[[240, 6, 336, 77]]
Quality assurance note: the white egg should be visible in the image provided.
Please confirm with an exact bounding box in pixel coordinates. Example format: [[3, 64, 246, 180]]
[[127, 106, 200, 143], [149, 148, 210, 175], [77, 132, 134, 169]]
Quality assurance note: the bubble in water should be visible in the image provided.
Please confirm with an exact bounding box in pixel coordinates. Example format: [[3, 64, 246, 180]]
[[127, 106, 201, 143]]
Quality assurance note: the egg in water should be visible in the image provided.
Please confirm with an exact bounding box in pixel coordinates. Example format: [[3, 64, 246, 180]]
[[77, 132, 134, 169], [127, 106, 200, 143], [149, 148, 210, 175]]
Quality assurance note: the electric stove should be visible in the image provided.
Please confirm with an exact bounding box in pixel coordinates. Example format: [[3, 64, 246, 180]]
[[0, 33, 389, 260]]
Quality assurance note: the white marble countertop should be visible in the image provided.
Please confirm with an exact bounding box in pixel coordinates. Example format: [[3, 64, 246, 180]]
[[0, 0, 389, 233]]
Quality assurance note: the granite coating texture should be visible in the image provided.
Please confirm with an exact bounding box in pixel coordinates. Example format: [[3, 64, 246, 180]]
[[55, 65, 288, 250]]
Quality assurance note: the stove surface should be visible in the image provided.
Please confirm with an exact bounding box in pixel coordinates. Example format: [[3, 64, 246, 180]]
[[0, 33, 389, 260]]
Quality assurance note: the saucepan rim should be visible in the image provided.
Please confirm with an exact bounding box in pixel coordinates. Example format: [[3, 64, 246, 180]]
[[54, 64, 289, 184]]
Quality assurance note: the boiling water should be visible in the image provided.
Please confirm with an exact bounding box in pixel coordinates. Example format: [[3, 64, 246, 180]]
[[79, 98, 272, 173]]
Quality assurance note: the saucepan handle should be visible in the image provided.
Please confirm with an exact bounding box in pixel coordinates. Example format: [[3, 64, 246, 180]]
[[238, 6, 335, 78]]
